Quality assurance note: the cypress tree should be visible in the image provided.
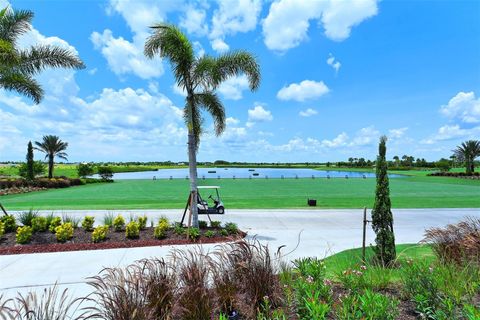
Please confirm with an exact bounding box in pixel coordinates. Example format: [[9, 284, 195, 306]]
[[26, 141, 34, 181], [372, 136, 396, 266]]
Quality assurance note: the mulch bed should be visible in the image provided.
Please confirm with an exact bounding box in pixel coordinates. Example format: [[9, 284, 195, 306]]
[[0, 227, 246, 255]]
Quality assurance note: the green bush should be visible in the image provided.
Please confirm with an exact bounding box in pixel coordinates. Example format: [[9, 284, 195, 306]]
[[16, 226, 33, 244], [31, 216, 48, 232], [62, 214, 80, 228], [55, 223, 74, 243], [210, 220, 221, 228], [204, 230, 215, 238], [198, 220, 208, 229], [187, 227, 200, 241], [137, 216, 147, 230], [159, 216, 169, 225], [154, 224, 167, 239], [113, 215, 125, 231], [224, 222, 238, 234], [92, 225, 109, 243], [77, 163, 94, 178], [220, 229, 228, 236], [98, 166, 114, 181], [0, 215, 16, 232], [48, 217, 62, 233], [125, 221, 140, 239], [18, 210, 38, 226], [173, 222, 185, 235], [0, 221, 5, 237], [82, 216, 95, 231]]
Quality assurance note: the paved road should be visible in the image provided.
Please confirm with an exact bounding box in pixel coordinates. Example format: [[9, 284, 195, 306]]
[[0, 208, 478, 300]]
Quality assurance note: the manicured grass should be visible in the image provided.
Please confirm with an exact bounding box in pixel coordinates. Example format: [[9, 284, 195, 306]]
[[1, 174, 479, 210], [323, 243, 435, 281]]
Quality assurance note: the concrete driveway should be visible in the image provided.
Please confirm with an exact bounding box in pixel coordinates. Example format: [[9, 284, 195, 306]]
[[0, 208, 478, 300]]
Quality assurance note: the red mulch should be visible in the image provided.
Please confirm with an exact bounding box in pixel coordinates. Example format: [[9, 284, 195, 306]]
[[0, 227, 246, 255]]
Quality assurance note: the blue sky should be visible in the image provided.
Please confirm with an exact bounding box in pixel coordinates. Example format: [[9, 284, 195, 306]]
[[1, 0, 479, 163]]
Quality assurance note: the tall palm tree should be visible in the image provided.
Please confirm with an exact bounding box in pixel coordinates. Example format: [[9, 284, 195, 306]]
[[453, 140, 480, 175], [0, 7, 85, 103], [144, 24, 260, 227], [34, 135, 68, 178]]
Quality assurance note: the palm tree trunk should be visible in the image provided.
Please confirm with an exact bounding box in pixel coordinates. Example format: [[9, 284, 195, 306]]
[[48, 154, 54, 179], [186, 97, 199, 228]]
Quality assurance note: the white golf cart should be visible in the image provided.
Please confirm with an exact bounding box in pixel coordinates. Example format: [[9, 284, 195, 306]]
[[180, 186, 225, 225]]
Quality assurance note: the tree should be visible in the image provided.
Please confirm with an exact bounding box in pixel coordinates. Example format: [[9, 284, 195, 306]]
[[371, 136, 396, 266], [393, 156, 399, 168], [453, 140, 480, 175], [18, 160, 45, 178], [34, 135, 68, 178], [77, 163, 94, 178], [144, 24, 260, 228], [0, 7, 85, 103], [26, 141, 34, 180], [97, 166, 113, 181], [435, 158, 451, 172]]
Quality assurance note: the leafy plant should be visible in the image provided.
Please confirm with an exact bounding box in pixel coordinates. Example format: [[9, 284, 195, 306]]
[[159, 216, 169, 225], [137, 216, 147, 230], [154, 225, 167, 239], [62, 214, 80, 228], [0, 215, 16, 232], [81, 216, 95, 231], [187, 227, 200, 241], [55, 223, 74, 243], [98, 166, 114, 181], [0, 221, 4, 237], [205, 230, 215, 238], [77, 162, 94, 178], [220, 229, 228, 236], [113, 215, 125, 231], [125, 221, 140, 239], [173, 222, 185, 235], [48, 217, 62, 233], [463, 304, 480, 320], [31, 216, 48, 232], [92, 225, 109, 243], [18, 160, 46, 179], [16, 226, 33, 244], [224, 222, 238, 234], [336, 267, 367, 293], [210, 220, 222, 228], [334, 290, 399, 320], [18, 209, 38, 226], [198, 220, 208, 229]]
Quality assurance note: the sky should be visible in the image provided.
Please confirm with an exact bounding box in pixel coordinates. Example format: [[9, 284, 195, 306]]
[[0, 0, 479, 163]]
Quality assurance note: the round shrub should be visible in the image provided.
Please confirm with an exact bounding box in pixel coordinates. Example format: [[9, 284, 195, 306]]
[[55, 223, 74, 243], [0, 215, 16, 233], [137, 216, 147, 230], [159, 216, 169, 225], [92, 225, 109, 243], [82, 216, 95, 231], [125, 221, 140, 239], [113, 215, 125, 231], [220, 229, 229, 236], [210, 220, 221, 228], [224, 222, 238, 235], [154, 224, 167, 239], [16, 226, 33, 244], [205, 230, 215, 238], [198, 220, 208, 229], [31, 216, 48, 232], [187, 227, 200, 241], [48, 217, 62, 233]]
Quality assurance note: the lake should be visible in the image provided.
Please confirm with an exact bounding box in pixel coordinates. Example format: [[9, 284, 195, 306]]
[[94, 168, 404, 180]]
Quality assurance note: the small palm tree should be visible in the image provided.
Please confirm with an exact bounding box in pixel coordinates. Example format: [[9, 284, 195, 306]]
[[0, 7, 85, 103], [34, 135, 68, 178], [144, 24, 260, 227], [453, 140, 480, 175]]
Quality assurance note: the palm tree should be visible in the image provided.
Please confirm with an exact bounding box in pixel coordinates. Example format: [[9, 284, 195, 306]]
[[453, 140, 480, 175], [144, 24, 260, 228], [34, 135, 68, 178], [0, 7, 85, 103]]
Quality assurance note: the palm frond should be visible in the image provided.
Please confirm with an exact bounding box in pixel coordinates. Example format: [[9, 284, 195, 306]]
[[193, 92, 226, 136], [0, 8, 33, 43], [0, 72, 42, 103], [212, 50, 260, 90], [192, 55, 216, 90], [17, 45, 85, 75]]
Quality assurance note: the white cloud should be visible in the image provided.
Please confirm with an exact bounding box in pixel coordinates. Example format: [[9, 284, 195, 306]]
[[248, 105, 273, 122], [262, 0, 378, 52], [217, 75, 249, 100], [88, 68, 98, 75], [180, 6, 209, 36], [440, 91, 480, 124], [299, 108, 318, 117], [321, 132, 349, 148], [226, 117, 240, 125], [209, 0, 262, 52], [277, 80, 329, 102], [193, 41, 206, 57], [326, 54, 341, 74], [421, 124, 480, 144], [350, 126, 380, 146], [172, 83, 187, 97], [388, 127, 408, 139]]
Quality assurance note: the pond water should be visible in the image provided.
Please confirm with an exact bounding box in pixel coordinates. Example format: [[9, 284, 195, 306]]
[[94, 167, 404, 180]]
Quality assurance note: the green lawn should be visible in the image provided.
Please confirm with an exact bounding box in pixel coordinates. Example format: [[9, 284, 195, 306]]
[[1, 174, 479, 210]]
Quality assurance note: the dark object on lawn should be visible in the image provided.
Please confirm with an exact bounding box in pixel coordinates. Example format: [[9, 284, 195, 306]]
[[307, 199, 317, 206], [248, 169, 255, 171], [363, 175, 366, 179], [208, 170, 216, 173], [252, 173, 259, 176], [345, 175, 349, 179], [327, 175, 330, 179]]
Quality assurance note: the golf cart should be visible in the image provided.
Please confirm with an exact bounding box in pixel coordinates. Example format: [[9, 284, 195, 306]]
[[197, 186, 225, 215]]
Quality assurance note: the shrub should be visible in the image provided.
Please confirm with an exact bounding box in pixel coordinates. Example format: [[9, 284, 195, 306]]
[[18, 209, 38, 226], [16, 226, 33, 244], [186, 227, 200, 241], [220, 229, 228, 236], [334, 289, 399, 320], [45, 213, 56, 228], [0, 221, 4, 237], [210, 220, 222, 228], [31, 216, 48, 232], [92, 225, 109, 243], [159, 216, 169, 225], [205, 230, 215, 238], [98, 166, 114, 181], [81, 216, 95, 231], [77, 163, 94, 178], [137, 216, 147, 230], [0, 215, 16, 232], [224, 222, 238, 235], [173, 222, 185, 235], [18, 160, 46, 179], [55, 223, 74, 243], [336, 267, 368, 293], [48, 217, 62, 233], [154, 225, 167, 239], [113, 215, 125, 231], [198, 220, 208, 229], [62, 214, 80, 228], [125, 221, 140, 239]]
